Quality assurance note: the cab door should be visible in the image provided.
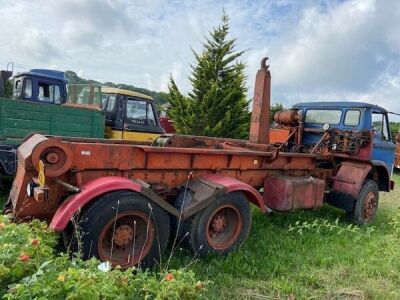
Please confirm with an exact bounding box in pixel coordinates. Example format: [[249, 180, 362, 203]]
[[371, 111, 396, 172], [102, 94, 124, 139]]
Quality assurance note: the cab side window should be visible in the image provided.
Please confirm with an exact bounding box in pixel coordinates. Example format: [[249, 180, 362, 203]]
[[38, 81, 62, 103], [372, 112, 390, 141], [23, 79, 32, 99], [106, 95, 116, 112], [101, 95, 108, 110], [53, 85, 62, 104]]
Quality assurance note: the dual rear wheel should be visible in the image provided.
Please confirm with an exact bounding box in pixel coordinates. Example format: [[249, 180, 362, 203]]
[[64, 190, 251, 268], [62, 180, 378, 268]]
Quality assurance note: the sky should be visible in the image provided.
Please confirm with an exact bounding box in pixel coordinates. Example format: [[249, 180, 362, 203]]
[[0, 0, 399, 118]]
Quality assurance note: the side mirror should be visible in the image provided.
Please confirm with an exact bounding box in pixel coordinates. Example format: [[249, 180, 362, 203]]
[[322, 123, 330, 131]]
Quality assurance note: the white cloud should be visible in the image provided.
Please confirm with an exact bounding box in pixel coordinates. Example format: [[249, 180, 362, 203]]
[[266, 0, 400, 113], [0, 0, 399, 114]]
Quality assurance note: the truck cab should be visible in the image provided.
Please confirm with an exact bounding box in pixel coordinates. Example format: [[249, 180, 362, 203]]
[[101, 87, 165, 143], [12, 69, 67, 104], [293, 102, 396, 172]]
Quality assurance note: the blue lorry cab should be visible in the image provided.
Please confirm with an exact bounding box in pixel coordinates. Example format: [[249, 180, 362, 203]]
[[293, 102, 396, 172]]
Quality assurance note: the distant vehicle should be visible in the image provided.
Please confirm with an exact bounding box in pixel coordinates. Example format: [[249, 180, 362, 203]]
[[0, 68, 167, 176], [101, 87, 165, 143], [12, 69, 68, 103], [159, 105, 176, 134], [0, 67, 104, 176]]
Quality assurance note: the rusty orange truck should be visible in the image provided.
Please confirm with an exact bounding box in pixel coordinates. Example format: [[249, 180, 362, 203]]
[[4, 58, 395, 268]]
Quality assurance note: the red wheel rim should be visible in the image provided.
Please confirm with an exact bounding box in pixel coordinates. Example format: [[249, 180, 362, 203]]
[[363, 192, 377, 221], [206, 204, 242, 250], [98, 211, 154, 267]]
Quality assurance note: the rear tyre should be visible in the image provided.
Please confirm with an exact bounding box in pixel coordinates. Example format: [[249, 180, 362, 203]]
[[350, 180, 379, 226], [178, 192, 251, 256], [66, 190, 170, 269]]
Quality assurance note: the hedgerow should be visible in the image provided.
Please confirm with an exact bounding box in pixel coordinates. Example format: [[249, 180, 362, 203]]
[[0, 215, 208, 299]]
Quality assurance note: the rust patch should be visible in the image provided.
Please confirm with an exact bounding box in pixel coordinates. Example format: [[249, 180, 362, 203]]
[[331, 162, 372, 198]]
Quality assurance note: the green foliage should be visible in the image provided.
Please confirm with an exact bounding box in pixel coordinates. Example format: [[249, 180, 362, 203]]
[[0, 216, 58, 294], [270, 103, 284, 124], [167, 173, 400, 299], [167, 14, 250, 139], [167, 78, 194, 134], [3, 80, 12, 98], [65, 71, 101, 85], [65, 71, 168, 109], [288, 218, 375, 239], [389, 121, 400, 139], [5, 256, 207, 300], [0, 215, 208, 299]]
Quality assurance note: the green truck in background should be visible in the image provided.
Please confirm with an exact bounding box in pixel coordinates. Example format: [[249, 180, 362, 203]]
[[0, 67, 104, 176]]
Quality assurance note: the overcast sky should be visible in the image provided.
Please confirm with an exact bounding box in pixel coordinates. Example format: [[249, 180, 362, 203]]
[[0, 0, 399, 117]]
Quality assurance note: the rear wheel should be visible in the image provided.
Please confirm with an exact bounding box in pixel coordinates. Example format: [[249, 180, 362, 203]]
[[66, 190, 170, 268], [350, 180, 379, 226], [175, 192, 251, 256]]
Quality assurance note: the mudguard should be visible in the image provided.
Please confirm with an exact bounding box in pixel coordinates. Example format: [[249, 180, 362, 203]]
[[331, 162, 372, 198], [49, 177, 142, 231], [181, 174, 266, 219]]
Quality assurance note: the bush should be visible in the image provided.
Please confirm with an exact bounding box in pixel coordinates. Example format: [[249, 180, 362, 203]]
[[0, 215, 58, 294], [4, 256, 207, 299], [0, 215, 209, 299]]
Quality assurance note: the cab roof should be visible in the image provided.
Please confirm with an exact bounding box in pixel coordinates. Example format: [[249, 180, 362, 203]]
[[293, 101, 387, 113], [15, 69, 67, 83], [101, 87, 153, 100]]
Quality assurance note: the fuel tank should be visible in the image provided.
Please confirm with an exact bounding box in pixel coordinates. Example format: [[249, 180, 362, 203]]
[[264, 176, 325, 211]]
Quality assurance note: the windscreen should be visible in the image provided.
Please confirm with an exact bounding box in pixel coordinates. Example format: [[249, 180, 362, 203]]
[[305, 109, 342, 125], [126, 98, 156, 125], [66, 84, 102, 109]]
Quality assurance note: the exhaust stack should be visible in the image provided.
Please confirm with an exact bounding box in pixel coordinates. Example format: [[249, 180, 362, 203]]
[[249, 57, 271, 144]]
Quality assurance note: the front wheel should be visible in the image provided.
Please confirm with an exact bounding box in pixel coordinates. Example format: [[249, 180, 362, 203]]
[[350, 180, 379, 226], [66, 190, 170, 268], [181, 192, 252, 256]]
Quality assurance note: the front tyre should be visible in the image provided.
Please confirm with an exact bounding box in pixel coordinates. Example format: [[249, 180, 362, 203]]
[[71, 190, 170, 268], [351, 180, 379, 226]]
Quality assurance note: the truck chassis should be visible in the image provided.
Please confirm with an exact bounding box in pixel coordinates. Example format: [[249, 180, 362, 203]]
[[5, 58, 393, 268]]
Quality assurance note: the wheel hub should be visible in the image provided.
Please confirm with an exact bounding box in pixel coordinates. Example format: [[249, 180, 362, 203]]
[[113, 225, 134, 247], [206, 205, 242, 250], [46, 152, 60, 164], [98, 211, 155, 268], [211, 214, 226, 233]]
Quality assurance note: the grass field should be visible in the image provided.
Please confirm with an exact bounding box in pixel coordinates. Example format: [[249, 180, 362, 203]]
[[1, 174, 399, 299], [169, 173, 400, 299]]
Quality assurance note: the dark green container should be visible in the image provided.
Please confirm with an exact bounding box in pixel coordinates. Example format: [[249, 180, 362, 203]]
[[0, 97, 105, 145]]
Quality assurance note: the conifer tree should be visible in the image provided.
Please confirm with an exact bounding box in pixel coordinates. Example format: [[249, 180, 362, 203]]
[[167, 13, 250, 138]]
